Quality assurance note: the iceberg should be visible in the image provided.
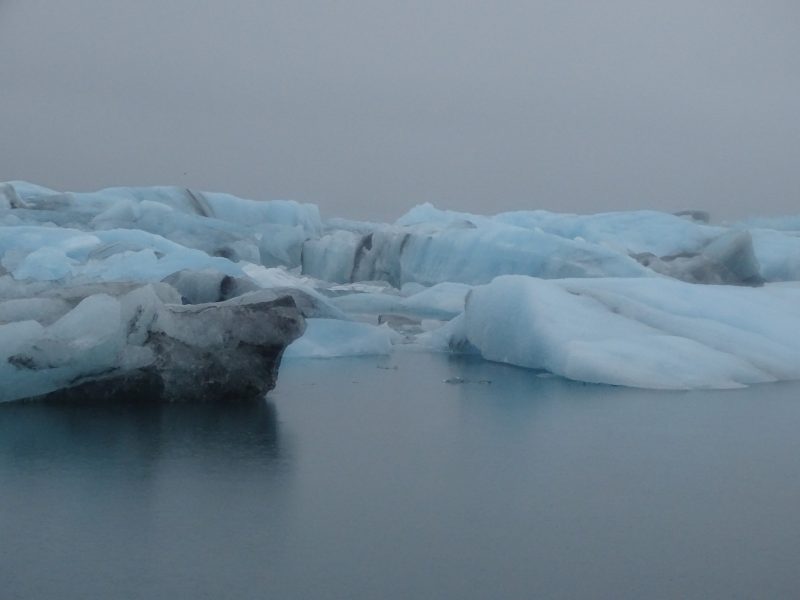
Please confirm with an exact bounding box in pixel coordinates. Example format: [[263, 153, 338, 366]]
[[463, 276, 800, 389], [0, 282, 304, 403], [301, 219, 650, 287], [631, 230, 764, 286], [2, 180, 799, 396], [330, 281, 471, 321]]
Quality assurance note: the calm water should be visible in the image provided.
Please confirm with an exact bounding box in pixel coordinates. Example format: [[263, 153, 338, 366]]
[[2, 353, 800, 599]]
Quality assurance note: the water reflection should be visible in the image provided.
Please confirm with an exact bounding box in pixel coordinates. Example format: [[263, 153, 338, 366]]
[[274, 354, 800, 600], [4, 356, 800, 600], [0, 398, 293, 600], [0, 398, 284, 469]]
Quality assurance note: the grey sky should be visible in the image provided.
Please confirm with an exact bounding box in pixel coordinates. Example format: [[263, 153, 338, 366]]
[[1, 0, 798, 221]]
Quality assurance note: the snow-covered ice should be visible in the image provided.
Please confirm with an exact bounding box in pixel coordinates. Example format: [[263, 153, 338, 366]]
[[2, 180, 800, 397]]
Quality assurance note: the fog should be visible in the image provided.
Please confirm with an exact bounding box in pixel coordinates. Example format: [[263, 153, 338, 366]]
[[1, 0, 798, 221]]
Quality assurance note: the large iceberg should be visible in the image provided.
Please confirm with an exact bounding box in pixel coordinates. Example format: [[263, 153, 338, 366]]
[[0, 281, 305, 403], [462, 276, 800, 389], [2, 180, 799, 396]]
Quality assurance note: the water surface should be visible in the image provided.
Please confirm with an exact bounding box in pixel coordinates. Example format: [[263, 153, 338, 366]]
[[2, 353, 800, 599]]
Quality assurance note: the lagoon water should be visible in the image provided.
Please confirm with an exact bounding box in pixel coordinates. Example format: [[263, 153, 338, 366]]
[[2, 352, 800, 599]]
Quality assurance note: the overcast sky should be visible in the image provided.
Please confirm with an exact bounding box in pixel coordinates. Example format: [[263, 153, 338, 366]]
[[1, 0, 798, 221]]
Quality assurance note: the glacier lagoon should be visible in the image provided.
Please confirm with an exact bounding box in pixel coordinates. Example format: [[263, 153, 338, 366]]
[[3, 352, 800, 599], [3, 182, 800, 597]]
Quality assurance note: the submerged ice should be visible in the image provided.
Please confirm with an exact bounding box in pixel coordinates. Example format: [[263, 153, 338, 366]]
[[2, 180, 799, 398]]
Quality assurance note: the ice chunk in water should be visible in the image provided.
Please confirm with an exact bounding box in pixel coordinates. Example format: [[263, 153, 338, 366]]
[[284, 319, 399, 358], [464, 276, 800, 389], [0, 283, 305, 403]]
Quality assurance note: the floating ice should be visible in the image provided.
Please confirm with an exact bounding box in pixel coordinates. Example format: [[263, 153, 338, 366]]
[[0, 282, 304, 403], [464, 276, 800, 389], [632, 230, 764, 286], [284, 319, 398, 358], [2, 180, 800, 396], [0, 225, 244, 284], [331, 281, 470, 321], [302, 219, 650, 286]]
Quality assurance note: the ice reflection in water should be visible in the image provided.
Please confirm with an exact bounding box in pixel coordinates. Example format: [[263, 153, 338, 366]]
[[2, 353, 800, 600], [0, 399, 291, 600]]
